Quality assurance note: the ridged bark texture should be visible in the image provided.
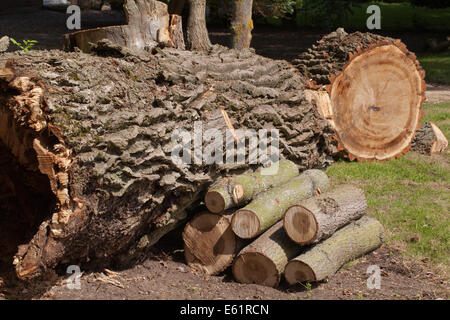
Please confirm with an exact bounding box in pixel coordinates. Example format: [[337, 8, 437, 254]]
[[0, 44, 335, 280], [186, 0, 211, 51]]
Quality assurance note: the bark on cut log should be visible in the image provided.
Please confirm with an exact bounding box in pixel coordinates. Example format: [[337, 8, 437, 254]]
[[64, 0, 173, 53], [231, 170, 330, 239], [283, 184, 367, 245], [284, 216, 384, 285], [411, 122, 448, 155], [183, 211, 242, 275], [0, 43, 336, 280], [232, 220, 300, 288], [294, 28, 426, 162], [205, 159, 299, 214]]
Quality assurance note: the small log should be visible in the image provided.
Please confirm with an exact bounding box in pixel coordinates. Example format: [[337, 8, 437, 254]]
[[232, 220, 300, 288], [183, 211, 241, 275], [283, 184, 367, 245], [411, 122, 448, 155], [284, 216, 384, 285], [205, 159, 299, 214], [231, 170, 330, 239]]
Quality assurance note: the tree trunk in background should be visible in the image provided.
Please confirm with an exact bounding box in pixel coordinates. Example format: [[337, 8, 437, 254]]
[[230, 0, 254, 49], [186, 0, 211, 51]]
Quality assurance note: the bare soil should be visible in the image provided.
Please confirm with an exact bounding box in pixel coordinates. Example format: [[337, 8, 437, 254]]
[[0, 7, 448, 300]]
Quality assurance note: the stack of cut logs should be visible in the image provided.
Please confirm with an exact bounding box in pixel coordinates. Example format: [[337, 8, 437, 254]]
[[183, 159, 384, 287]]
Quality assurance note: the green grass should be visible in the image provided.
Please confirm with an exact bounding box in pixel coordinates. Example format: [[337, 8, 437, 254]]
[[326, 102, 450, 270], [419, 53, 450, 85], [296, 2, 450, 31]]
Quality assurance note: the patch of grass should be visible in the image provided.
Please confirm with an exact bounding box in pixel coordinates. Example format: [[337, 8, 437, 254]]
[[419, 54, 450, 85], [326, 102, 450, 270]]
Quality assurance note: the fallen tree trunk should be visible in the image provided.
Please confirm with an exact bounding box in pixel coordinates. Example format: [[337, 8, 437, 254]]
[[205, 159, 299, 214], [294, 28, 426, 162], [232, 220, 300, 288], [411, 122, 448, 155], [283, 184, 367, 245], [0, 29, 424, 280], [183, 210, 242, 275], [231, 170, 330, 239], [284, 216, 384, 285], [0, 44, 336, 280]]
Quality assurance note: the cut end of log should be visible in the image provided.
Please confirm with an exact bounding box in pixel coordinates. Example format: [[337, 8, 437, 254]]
[[183, 212, 237, 275], [231, 209, 260, 239], [232, 251, 280, 287], [205, 191, 226, 214], [330, 44, 424, 161], [284, 260, 316, 285], [283, 205, 318, 245]]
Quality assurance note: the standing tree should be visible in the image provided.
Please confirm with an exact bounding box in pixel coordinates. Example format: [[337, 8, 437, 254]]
[[187, 0, 212, 51], [230, 0, 254, 49]]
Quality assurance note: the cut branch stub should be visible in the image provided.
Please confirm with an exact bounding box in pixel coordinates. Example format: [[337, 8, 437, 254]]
[[296, 30, 426, 162], [205, 159, 299, 214]]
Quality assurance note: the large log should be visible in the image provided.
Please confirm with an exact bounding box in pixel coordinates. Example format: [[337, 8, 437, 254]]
[[231, 170, 330, 239], [183, 210, 241, 275], [232, 220, 299, 288], [283, 184, 367, 245], [0, 44, 336, 280], [294, 28, 426, 162], [284, 216, 384, 285], [205, 159, 299, 214], [411, 122, 448, 155]]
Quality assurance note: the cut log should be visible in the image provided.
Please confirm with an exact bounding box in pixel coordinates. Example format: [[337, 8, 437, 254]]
[[283, 184, 367, 245], [0, 43, 337, 280], [231, 170, 330, 239], [294, 28, 426, 162], [205, 159, 299, 214], [411, 122, 448, 155], [64, 0, 173, 53], [284, 216, 384, 285], [232, 220, 300, 287], [183, 211, 241, 275], [169, 14, 186, 50]]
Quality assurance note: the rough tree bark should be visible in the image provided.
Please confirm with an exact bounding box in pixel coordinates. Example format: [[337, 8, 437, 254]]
[[411, 122, 448, 155], [0, 44, 336, 280], [231, 170, 330, 239], [284, 216, 384, 284], [230, 0, 254, 49], [186, 0, 211, 51], [294, 29, 426, 162], [283, 184, 367, 245], [232, 220, 300, 288], [205, 159, 299, 214]]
